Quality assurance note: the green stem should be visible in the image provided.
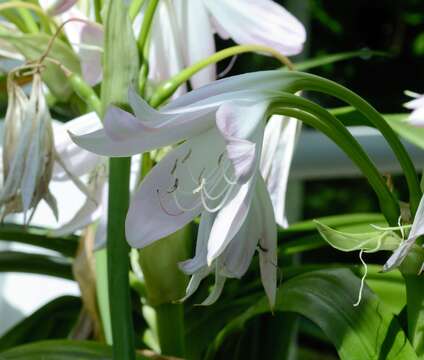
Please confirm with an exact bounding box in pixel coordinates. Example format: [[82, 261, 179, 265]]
[[95, 248, 113, 345], [107, 157, 135, 359], [287, 73, 422, 215], [155, 303, 185, 357], [136, 0, 159, 53], [404, 276, 424, 356], [93, 0, 102, 23], [149, 44, 294, 108], [129, 0, 146, 22], [270, 100, 399, 225]]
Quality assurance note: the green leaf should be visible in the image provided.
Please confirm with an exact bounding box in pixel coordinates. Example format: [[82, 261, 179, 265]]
[[0, 340, 152, 360], [0, 32, 81, 99], [206, 269, 417, 360], [0, 251, 73, 280], [100, 0, 139, 113], [0, 224, 78, 257], [0, 296, 81, 352], [315, 220, 402, 252]]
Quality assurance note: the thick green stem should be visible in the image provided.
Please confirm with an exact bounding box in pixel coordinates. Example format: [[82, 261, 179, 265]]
[[155, 303, 185, 357], [149, 44, 293, 108], [107, 157, 135, 359], [129, 0, 146, 22], [136, 0, 159, 53], [404, 276, 424, 356], [287, 73, 421, 215], [270, 96, 399, 226], [16, 8, 38, 33]]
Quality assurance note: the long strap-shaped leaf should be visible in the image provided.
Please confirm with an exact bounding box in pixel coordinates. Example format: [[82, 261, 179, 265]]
[[206, 269, 417, 360], [0, 340, 160, 360]]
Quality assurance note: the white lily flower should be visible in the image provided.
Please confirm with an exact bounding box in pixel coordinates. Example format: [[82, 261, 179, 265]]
[[134, 0, 305, 92], [71, 71, 304, 306], [383, 195, 424, 272], [175, 0, 306, 88], [404, 91, 424, 127]]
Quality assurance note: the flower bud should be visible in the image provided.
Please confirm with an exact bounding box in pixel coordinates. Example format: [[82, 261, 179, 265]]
[[0, 70, 57, 221]]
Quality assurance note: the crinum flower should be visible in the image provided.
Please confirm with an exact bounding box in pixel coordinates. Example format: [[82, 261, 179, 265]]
[[404, 91, 424, 126], [71, 71, 307, 306]]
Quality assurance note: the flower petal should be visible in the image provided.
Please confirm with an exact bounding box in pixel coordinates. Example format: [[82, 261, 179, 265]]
[[180, 266, 212, 302], [148, 1, 186, 96], [179, 212, 214, 274], [199, 265, 226, 306], [53, 113, 102, 180], [255, 175, 278, 308], [204, 0, 306, 56], [216, 101, 267, 182], [207, 176, 256, 265], [39, 0, 77, 15], [383, 194, 424, 271], [260, 115, 300, 227], [175, 0, 216, 88]]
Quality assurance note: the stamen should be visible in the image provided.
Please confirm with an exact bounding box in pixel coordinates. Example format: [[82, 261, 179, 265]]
[[202, 182, 231, 201], [182, 149, 192, 163], [167, 178, 179, 194], [172, 192, 201, 212], [257, 243, 268, 252], [198, 168, 206, 184], [156, 189, 184, 216], [171, 159, 178, 175], [224, 171, 237, 185], [200, 184, 234, 212], [353, 250, 367, 307], [192, 178, 205, 194]]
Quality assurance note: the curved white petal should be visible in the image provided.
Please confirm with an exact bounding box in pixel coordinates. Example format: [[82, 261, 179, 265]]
[[199, 265, 226, 306], [260, 115, 300, 227], [179, 212, 214, 274], [53, 113, 103, 180], [404, 95, 424, 110], [216, 101, 267, 183], [204, 0, 306, 56], [175, 0, 216, 88], [219, 208, 260, 278], [255, 175, 278, 308], [383, 194, 424, 271], [180, 266, 212, 302], [408, 107, 424, 127], [148, 1, 186, 96], [207, 176, 256, 265]]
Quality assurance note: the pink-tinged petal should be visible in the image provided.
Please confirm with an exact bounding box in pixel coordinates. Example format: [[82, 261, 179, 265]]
[[179, 212, 214, 274], [260, 115, 301, 227], [199, 265, 226, 306], [53, 113, 103, 180], [148, 1, 186, 96], [207, 176, 256, 264], [61, 9, 103, 85], [175, 0, 216, 88], [71, 105, 215, 157], [126, 129, 224, 248], [255, 175, 278, 308], [216, 101, 267, 182], [204, 0, 306, 56], [40, 0, 77, 15], [383, 194, 424, 271]]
